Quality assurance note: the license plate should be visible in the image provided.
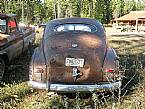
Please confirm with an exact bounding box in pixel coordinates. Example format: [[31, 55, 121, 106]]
[[65, 58, 84, 67]]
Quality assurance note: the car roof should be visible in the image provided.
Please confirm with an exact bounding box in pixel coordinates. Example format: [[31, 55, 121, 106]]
[[0, 13, 16, 18], [44, 18, 105, 38], [46, 17, 101, 27]]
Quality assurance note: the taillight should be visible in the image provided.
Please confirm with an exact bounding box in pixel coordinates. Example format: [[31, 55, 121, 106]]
[[33, 68, 44, 73], [29, 67, 44, 81], [104, 69, 115, 81], [30, 67, 44, 74], [106, 69, 114, 73]]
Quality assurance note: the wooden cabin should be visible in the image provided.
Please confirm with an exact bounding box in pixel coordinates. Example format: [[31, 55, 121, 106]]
[[112, 11, 145, 32]]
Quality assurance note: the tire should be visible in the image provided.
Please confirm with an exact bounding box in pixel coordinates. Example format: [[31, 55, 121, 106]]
[[0, 58, 5, 81], [27, 42, 34, 55]]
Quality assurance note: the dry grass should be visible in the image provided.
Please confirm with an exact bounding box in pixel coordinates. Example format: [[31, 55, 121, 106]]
[[107, 34, 145, 55], [0, 31, 145, 108], [107, 34, 145, 109]]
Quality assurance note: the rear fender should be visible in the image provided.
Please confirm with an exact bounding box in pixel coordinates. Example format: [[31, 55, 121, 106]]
[[29, 47, 47, 83], [103, 48, 119, 70], [103, 47, 119, 81]]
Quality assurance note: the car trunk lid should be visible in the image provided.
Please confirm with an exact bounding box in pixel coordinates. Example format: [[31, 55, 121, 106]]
[[45, 31, 106, 83]]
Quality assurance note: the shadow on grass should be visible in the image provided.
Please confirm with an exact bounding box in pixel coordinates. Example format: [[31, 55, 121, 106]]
[[2, 50, 34, 84]]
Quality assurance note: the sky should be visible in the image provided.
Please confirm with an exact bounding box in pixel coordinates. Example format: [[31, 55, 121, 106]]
[[41, 0, 44, 3]]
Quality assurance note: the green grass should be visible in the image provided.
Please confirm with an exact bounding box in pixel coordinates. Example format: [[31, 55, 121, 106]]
[[0, 82, 32, 108]]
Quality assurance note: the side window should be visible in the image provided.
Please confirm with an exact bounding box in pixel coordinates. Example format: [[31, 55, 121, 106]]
[[8, 18, 17, 33]]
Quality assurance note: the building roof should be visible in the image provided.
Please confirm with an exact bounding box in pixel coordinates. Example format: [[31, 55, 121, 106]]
[[114, 11, 145, 21]]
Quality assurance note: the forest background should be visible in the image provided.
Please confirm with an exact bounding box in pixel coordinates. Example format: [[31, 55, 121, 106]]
[[0, 0, 145, 24]]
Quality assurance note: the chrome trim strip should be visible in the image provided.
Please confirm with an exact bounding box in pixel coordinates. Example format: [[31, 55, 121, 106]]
[[28, 81, 121, 92]]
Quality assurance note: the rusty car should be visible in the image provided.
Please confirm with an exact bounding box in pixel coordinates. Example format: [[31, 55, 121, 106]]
[[0, 14, 35, 81], [28, 18, 121, 92]]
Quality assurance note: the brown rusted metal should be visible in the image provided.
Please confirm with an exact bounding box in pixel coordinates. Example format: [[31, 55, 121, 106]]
[[31, 18, 117, 85], [45, 32, 106, 83], [29, 18, 120, 92], [0, 13, 35, 58]]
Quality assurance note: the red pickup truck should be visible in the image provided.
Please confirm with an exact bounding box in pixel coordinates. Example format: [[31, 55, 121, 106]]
[[0, 14, 35, 81]]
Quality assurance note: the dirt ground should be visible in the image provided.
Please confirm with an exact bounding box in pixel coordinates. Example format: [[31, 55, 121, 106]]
[[105, 27, 122, 33]]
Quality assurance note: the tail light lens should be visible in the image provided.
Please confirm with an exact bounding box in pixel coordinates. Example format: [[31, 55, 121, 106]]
[[33, 68, 44, 73], [105, 69, 114, 81], [29, 67, 44, 81], [106, 69, 114, 73]]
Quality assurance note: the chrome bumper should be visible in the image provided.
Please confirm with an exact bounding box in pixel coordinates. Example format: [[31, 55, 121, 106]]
[[28, 81, 121, 92]]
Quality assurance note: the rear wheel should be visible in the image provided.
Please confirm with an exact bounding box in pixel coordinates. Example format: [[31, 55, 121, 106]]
[[0, 58, 5, 81], [28, 41, 34, 55]]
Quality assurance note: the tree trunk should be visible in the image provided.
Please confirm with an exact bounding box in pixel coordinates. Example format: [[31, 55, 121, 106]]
[[57, 0, 61, 18], [89, 0, 93, 17], [54, 0, 57, 18]]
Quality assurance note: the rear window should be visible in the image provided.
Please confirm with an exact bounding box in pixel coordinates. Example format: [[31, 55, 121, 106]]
[[0, 18, 6, 33], [8, 18, 17, 33], [55, 24, 97, 32]]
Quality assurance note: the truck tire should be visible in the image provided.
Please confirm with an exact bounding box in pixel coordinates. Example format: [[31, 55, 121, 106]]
[[0, 58, 5, 81], [28, 42, 34, 55]]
